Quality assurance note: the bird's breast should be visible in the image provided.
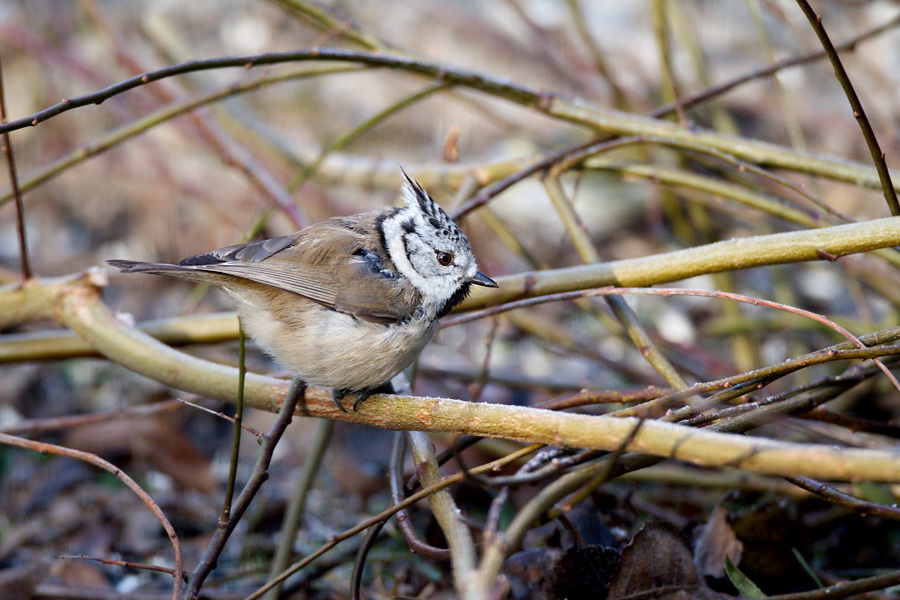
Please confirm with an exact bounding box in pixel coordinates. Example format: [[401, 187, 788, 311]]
[[238, 295, 438, 391]]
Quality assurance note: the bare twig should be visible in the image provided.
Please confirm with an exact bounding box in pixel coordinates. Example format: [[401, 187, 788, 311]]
[[453, 283, 900, 400], [765, 569, 900, 600], [65, 2, 313, 230], [247, 443, 539, 600], [407, 431, 481, 599], [185, 378, 306, 598], [543, 176, 689, 390], [549, 418, 646, 517], [563, 0, 634, 111], [1, 48, 896, 197], [0, 399, 182, 436], [221, 327, 248, 522], [389, 432, 451, 560], [784, 476, 900, 519], [651, 0, 688, 127], [265, 418, 335, 600], [794, 0, 899, 215], [468, 317, 500, 403], [351, 518, 387, 600], [534, 387, 671, 411], [174, 397, 262, 437], [0, 57, 31, 280], [0, 49, 540, 135], [291, 82, 451, 190], [59, 554, 176, 576], [0, 433, 183, 598], [651, 12, 900, 119], [801, 407, 900, 440]]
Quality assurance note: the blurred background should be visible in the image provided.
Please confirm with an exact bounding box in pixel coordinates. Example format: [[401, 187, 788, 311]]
[[1, 0, 899, 597]]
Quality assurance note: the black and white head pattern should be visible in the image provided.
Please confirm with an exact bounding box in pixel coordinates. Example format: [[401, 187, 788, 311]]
[[380, 174, 480, 314]]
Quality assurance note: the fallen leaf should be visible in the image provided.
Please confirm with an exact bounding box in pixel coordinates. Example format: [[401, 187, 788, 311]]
[[694, 502, 743, 579], [608, 522, 729, 600]]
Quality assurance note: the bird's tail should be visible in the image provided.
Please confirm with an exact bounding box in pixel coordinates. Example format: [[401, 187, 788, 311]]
[[106, 259, 235, 286]]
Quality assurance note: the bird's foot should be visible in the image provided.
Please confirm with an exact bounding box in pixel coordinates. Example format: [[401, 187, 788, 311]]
[[332, 382, 396, 412]]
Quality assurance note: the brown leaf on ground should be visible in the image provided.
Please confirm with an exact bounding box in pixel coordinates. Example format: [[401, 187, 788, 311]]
[[694, 502, 744, 579], [608, 522, 728, 600]]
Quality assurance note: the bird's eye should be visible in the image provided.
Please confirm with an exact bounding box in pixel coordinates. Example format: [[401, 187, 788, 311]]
[[436, 251, 454, 266]]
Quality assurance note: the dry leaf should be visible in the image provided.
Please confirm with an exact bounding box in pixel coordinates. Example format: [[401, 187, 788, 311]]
[[694, 503, 743, 579]]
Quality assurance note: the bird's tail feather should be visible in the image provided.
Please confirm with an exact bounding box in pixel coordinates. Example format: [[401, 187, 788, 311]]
[[106, 259, 234, 286]]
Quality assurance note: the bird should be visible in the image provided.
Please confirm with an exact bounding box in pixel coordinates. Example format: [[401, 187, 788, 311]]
[[108, 173, 497, 412]]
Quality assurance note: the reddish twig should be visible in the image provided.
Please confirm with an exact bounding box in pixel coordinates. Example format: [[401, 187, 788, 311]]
[[59, 554, 176, 576], [533, 386, 672, 411], [0, 57, 31, 280], [0, 399, 182, 436], [0, 433, 183, 598], [445, 285, 900, 392]]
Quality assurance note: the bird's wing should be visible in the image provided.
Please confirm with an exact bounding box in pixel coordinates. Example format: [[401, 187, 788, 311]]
[[181, 213, 420, 323]]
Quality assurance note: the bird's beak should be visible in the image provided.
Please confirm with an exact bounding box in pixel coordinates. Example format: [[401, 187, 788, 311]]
[[469, 271, 498, 288]]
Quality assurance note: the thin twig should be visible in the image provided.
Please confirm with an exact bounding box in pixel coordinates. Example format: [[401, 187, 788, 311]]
[[59, 554, 176, 576], [0, 49, 541, 135], [801, 407, 900, 440], [0, 56, 31, 280], [652, 0, 688, 127], [765, 569, 900, 600], [794, 0, 899, 215], [221, 327, 247, 521], [468, 284, 900, 395], [389, 432, 451, 560], [0, 433, 183, 599], [563, 0, 634, 111], [651, 12, 900, 119], [547, 135, 853, 224], [0, 64, 359, 207], [185, 378, 306, 598], [468, 317, 500, 403], [543, 176, 689, 390], [407, 431, 481, 599], [784, 476, 900, 519], [0, 399, 182, 436], [291, 82, 451, 190], [482, 487, 510, 548], [533, 387, 671, 411], [265, 418, 335, 600], [174, 397, 262, 437], [479, 449, 608, 488], [3, 47, 894, 199], [269, 0, 395, 52], [549, 419, 646, 517], [351, 518, 388, 600], [247, 443, 539, 599]]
